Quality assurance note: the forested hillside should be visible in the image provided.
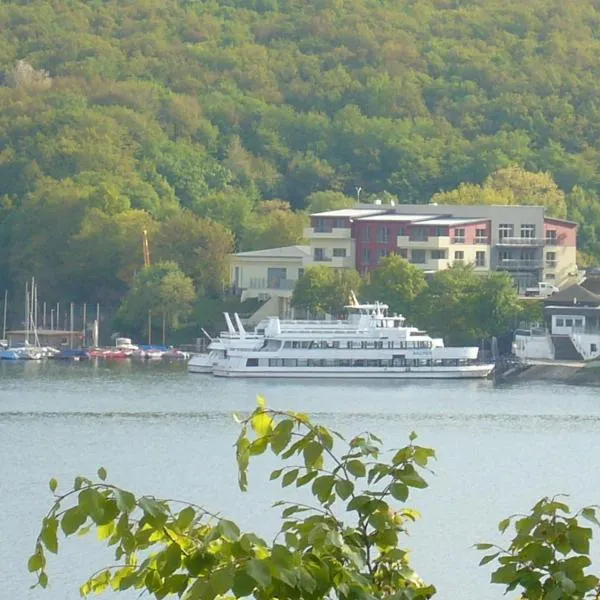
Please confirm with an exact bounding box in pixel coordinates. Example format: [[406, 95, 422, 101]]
[[2, 0, 600, 306]]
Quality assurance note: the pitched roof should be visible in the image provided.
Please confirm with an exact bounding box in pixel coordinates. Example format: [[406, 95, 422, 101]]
[[581, 276, 600, 295], [544, 283, 600, 306], [233, 245, 310, 259]]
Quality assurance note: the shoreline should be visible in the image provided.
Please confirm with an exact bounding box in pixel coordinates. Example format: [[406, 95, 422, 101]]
[[499, 359, 600, 386]]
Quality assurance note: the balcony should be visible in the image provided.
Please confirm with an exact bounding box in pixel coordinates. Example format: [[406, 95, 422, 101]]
[[497, 237, 545, 247], [248, 278, 296, 291], [397, 235, 450, 249], [498, 258, 543, 270], [313, 255, 332, 262], [474, 237, 489, 244], [304, 227, 351, 239]]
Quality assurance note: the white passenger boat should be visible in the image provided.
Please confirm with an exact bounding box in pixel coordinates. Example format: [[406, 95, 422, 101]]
[[211, 302, 494, 379]]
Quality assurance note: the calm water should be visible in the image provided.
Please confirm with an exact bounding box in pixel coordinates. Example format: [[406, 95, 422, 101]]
[[1, 361, 600, 599]]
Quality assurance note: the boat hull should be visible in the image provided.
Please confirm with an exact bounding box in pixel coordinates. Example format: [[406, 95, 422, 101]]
[[212, 364, 494, 379]]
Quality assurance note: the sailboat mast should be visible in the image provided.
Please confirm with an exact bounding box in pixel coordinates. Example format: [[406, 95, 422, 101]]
[[2, 289, 7, 340], [25, 281, 29, 344]]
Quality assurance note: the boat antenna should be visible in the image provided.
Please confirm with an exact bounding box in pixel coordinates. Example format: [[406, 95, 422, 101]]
[[201, 328, 213, 342]]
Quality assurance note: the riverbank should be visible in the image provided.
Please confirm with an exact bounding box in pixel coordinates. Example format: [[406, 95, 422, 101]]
[[501, 359, 600, 386]]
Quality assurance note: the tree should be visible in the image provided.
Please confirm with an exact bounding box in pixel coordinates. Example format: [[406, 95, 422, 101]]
[[116, 262, 196, 338], [413, 264, 521, 345], [305, 191, 356, 214], [241, 200, 307, 251], [362, 255, 426, 316], [291, 266, 360, 316], [30, 400, 437, 599], [154, 211, 235, 297], [478, 496, 600, 599]]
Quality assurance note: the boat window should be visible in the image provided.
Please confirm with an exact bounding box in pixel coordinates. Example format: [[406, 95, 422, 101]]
[[284, 341, 292, 348], [246, 358, 259, 367], [256, 329, 265, 335], [346, 341, 353, 349], [332, 341, 340, 349]]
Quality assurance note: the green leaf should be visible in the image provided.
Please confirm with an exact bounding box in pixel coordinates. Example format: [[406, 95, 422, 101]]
[[176, 506, 196, 530], [249, 436, 268, 455], [490, 563, 517, 584], [303, 441, 323, 468], [114, 489, 136, 514], [48, 478, 57, 493], [251, 411, 273, 436], [296, 470, 318, 486], [97, 467, 107, 481], [390, 483, 409, 502], [582, 507, 600, 527], [409, 431, 418, 441], [61, 506, 87, 536], [312, 475, 334, 503], [271, 420, 294, 455], [232, 571, 255, 596], [568, 527, 591, 554], [474, 543, 494, 550], [335, 479, 354, 500], [39, 572, 48, 589], [41, 518, 58, 554], [139, 497, 167, 523], [97, 521, 116, 541], [498, 518, 511, 533], [245, 559, 271, 589], [282, 469, 299, 487], [479, 552, 500, 566], [218, 519, 240, 540], [269, 468, 283, 481], [346, 460, 366, 477], [28, 553, 44, 572], [210, 565, 234, 595]]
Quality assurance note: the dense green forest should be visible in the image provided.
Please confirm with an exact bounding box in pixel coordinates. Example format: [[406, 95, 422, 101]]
[[3, 0, 600, 326]]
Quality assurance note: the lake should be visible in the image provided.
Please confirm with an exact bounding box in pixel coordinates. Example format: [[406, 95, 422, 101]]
[[1, 360, 599, 599]]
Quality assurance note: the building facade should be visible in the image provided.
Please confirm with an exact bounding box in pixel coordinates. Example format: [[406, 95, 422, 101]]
[[229, 245, 309, 323], [305, 204, 578, 291]]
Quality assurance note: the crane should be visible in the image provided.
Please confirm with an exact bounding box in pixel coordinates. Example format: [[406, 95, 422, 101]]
[[142, 229, 151, 267]]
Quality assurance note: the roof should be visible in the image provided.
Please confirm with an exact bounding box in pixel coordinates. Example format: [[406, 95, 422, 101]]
[[355, 214, 433, 222], [232, 245, 310, 259], [543, 284, 600, 306], [416, 217, 489, 226], [582, 276, 600, 295], [311, 209, 387, 218], [544, 216, 578, 227]]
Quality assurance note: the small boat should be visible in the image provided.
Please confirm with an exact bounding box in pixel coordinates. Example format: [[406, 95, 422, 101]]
[[53, 348, 90, 360], [0, 349, 19, 360]]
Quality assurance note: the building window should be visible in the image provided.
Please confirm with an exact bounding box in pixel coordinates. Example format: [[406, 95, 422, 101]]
[[556, 318, 564, 327], [434, 227, 448, 237], [298, 268, 304, 278], [377, 227, 390, 243], [453, 228, 465, 243], [521, 224, 536, 239], [361, 227, 371, 242], [546, 273, 555, 279], [314, 218, 331, 233], [398, 227, 406, 237], [475, 251, 485, 267], [314, 248, 326, 261], [498, 224, 514, 242], [591, 344, 597, 353], [267, 267, 287, 289], [410, 227, 428, 242], [575, 319, 583, 328], [454, 250, 464, 261], [565, 319, 573, 327], [362, 248, 372, 264], [546, 251, 556, 268], [397, 248, 408, 258], [378, 248, 388, 259], [431, 250, 446, 260], [475, 228, 488, 243], [334, 218, 346, 228], [333, 248, 346, 257], [546, 229, 557, 245], [410, 250, 427, 264]]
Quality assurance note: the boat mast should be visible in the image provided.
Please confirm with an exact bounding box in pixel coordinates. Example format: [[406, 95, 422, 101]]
[[2, 289, 7, 340]]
